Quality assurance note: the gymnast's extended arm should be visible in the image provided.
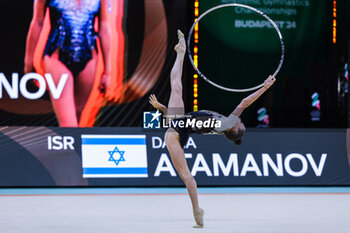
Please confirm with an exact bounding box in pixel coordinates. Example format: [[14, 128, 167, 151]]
[[99, 0, 113, 97], [231, 75, 276, 117], [24, 0, 47, 73], [149, 94, 168, 115]]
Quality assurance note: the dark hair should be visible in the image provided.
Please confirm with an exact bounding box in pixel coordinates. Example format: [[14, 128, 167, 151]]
[[224, 128, 245, 145]]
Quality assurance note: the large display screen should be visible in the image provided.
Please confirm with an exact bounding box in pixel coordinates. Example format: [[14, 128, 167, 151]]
[[0, 0, 189, 127]]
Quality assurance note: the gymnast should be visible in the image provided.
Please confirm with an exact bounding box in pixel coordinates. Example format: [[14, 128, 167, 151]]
[[24, 0, 112, 127], [149, 30, 276, 228]]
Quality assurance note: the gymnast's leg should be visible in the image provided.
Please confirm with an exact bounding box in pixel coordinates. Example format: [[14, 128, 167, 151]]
[[165, 30, 204, 228], [44, 51, 78, 127], [75, 50, 98, 121], [167, 30, 186, 118]]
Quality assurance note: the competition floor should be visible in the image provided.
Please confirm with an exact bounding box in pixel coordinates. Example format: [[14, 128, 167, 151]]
[[1, 187, 350, 233]]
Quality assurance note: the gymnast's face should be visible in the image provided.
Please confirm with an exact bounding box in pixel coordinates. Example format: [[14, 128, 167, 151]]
[[232, 118, 245, 133]]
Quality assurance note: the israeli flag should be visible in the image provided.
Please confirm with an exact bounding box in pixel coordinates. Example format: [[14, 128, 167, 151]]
[[81, 135, 148, 178]]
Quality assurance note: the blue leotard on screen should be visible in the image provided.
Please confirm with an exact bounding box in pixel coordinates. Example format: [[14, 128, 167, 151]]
[[44, 0, 101, 77]]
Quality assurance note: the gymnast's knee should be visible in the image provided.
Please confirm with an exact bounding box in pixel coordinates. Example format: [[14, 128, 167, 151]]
[[171, 79, 183, 93]]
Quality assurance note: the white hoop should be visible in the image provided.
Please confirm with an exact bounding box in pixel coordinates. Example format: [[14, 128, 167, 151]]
[[187, 3, 285, 92]]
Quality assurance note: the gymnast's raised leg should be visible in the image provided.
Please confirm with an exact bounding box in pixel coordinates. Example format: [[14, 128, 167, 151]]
[[164, 30, 204, 228]]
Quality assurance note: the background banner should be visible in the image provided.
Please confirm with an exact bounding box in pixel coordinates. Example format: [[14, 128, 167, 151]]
[[0, 127, 349, 187]]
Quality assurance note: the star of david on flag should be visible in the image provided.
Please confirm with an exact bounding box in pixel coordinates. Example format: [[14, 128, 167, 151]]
[[108, 146, 125, 166]]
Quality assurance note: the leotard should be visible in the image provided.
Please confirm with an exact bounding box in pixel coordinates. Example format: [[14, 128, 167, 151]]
[[44, 0, 100, 77], [171, 110, 239, 148]]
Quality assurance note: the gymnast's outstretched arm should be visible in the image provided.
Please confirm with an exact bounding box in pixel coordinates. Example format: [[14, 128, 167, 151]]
[[24, 0, 47, 73], [231, 75, 276, 117], [99, 0, 113, 98], [149, 94, 167, 115]]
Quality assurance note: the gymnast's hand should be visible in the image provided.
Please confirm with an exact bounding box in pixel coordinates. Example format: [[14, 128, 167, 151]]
[[263, 75, 276, 89], [99, 73, 111, 97], [149, 94, 167, 114], [149, 94, 162, 109]]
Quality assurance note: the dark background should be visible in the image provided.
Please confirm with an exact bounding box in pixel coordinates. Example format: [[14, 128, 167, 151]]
[[0, 0, 350, 128], [194, 0, 350, 128]]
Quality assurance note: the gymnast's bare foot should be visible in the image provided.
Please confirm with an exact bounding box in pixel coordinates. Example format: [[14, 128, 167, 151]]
[[193, 208, 204, 228], [175, 29, 186, 54]]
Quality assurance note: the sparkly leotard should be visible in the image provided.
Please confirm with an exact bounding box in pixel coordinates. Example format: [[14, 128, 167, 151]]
[[44, 0, 101, 77], [172, 110, 239, 148]]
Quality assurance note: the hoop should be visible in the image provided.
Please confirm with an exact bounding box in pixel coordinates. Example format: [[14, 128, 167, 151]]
[[187, 3, 285, 92]]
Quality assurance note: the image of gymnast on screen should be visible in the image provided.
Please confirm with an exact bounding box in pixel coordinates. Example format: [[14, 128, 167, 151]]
[[24, 0, 112, 127]]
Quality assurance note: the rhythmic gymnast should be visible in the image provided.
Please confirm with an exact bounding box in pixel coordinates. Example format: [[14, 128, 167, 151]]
[[25, 0, 112, 127], [149, 30, 276, 228]]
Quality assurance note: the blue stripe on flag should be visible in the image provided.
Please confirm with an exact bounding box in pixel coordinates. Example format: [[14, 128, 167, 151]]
[[83, 168, 148, 174], [82, 138, 146, 145]]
